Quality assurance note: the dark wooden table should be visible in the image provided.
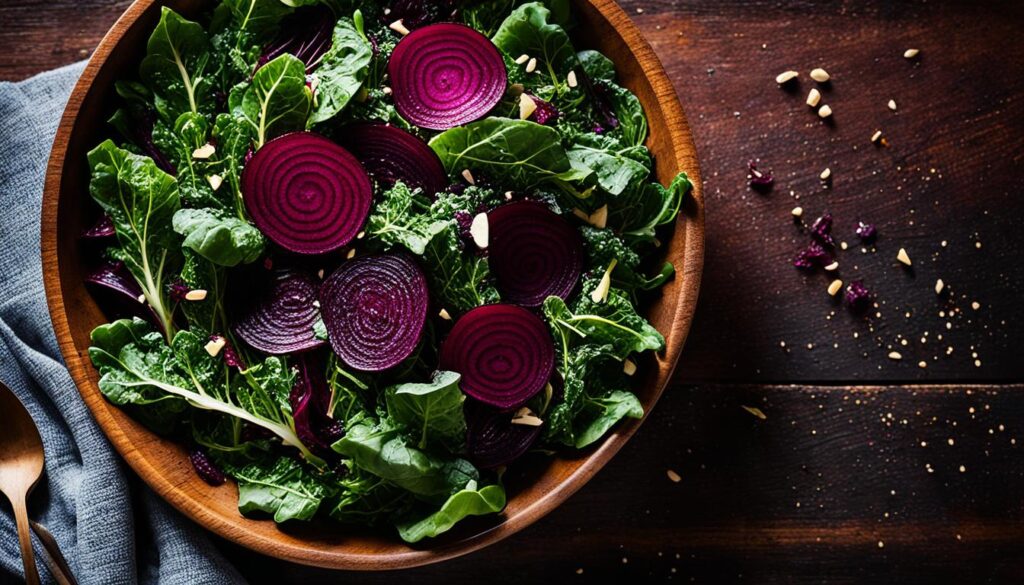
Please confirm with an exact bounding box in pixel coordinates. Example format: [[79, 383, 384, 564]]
[[4, 0, 1022, 582]]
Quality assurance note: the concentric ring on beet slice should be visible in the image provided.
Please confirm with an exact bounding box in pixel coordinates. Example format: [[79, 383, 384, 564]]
[[337, 123, 448, 197], [488, 200, 585, 307], [465, 399, 543, 469], [242, 132, 372, 255], [388, 23, 507, 130], [320, 254, 429, 372], [440, 304, 555, 410], [232, 268, 326, 355]]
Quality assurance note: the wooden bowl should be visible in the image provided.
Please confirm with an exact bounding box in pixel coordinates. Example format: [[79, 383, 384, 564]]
[[41, 0, 704, 570]]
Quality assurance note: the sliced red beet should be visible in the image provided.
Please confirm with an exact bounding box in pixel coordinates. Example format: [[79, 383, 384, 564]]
[[388, 23, 506, 130], [320, 254, 429, 372], [291, 353, 344, 456], [242, 132, 372, 255], [85, 261, 160, 328], [232, 268, 326, 355], [488, 201, 584, 307], [82, 215, 116, 240], [440, 304, 555, 409], [465, 399, 543, 469], [337, 123, 447, 197]]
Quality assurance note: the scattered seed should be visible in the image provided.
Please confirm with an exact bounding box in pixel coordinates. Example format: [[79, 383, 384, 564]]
[[959, 465, 966, 473], [312, 300, 320, 309], [806, 88, 821, 107], [192, 143, 216, 159], [519, 94, 538, 120], [775, 70, 799, 84], [810, 68, 830, 83], [841, 241, 849, 250], [666, 469, 682, 483], [356, 231, 365, 240], [567, 70, 578, 88], [791, 206, 804, 217], [317, 269, 325, 279], [889, 351, 903, 360], [897, 248, 912, 266], [820, 167, 831, 181], [971, 301, 981, 310], [824, 261, 839, 271], [389, 19, 410, 36], [515, 54, 530, 65], [438, 308, 452, 321], [878, 540, 885, 549], [204, 337, 227, 357], [871, 130, 883, 143], [828, 279, 844, 296], [526, 57, 538, 74], [904, 48, 920, 59], [470, 212, 489, 248], [888, 99, 897, 111], [589, 205, 609, 229], [184, 289, 208, 302], [623, 358, 637, 376], [818, 104, 833, 118], [741, 405, 767, 420], [919, 361, 928, 369], [461, 168, 476, 185], [935, 279, 945, 294]]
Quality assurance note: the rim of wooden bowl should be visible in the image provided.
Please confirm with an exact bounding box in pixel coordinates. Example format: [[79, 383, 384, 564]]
[[41, 0, 704, 570]]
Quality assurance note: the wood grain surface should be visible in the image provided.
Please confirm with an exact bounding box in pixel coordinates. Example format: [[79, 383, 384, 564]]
[[4, 0, 1023, 582]]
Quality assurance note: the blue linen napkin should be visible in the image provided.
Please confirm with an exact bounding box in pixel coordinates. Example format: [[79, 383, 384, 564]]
[[0, 63, 245, 585]]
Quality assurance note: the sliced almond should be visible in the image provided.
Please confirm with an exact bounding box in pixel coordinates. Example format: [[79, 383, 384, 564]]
[[184, 289, 208, 302], [511, 415, 544, 427], [514, 54, 530, 65], [137, 293, 146, 304], [904, 48, 920, 59], [666, 469, 682, 483], [204, 336, 227, 357], [519, 94, 537, 120], [827, 279, 843, 296], [389, 19, 410, 36], [824, 261, 839, 271], [192, 143, 216, 159], [818, 104, 833, 118], [820, 167, 831, 181], [438, 308, 452, 321], [461, 168, 476, 185], [888, 99, 897, 111], [871, 130, 883, 143], [346, 248, 357, 259], [897, 248, 912, 266], [888, 351, 903, 360], [525, 57, 538, 74], [207, 174, 223, 191], [470, 212, 489, 249], [741, 405, 767, 420], [791, 206, 804, 218], [935, 279, 945, 295], [381, 86, 393, 95], [806, 88, 821, 107], [775, 70, 799, 84], [810, 68, 830, 83], [623, 359, 637, 376], [590, 259, 617, 303], [567, 70, 578, 88], [589, 205, 608, 229]]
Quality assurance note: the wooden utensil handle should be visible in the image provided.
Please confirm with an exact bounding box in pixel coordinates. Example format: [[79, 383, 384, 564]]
[[12, 495, 40, 585]]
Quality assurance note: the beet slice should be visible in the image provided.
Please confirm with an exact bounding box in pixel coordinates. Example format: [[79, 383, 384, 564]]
[[337, 123, 448, 197], [465, 399, 543, 469], [291, 353, 344, 456], [233, 268, 326, 355], [488, 201, 584, 307], [440, 304, 555, 409], [242, 132, 372, 255], [320, 254, 429, 372], [388, 23, 506, 130], [82, 215, 116, 240], [85, 261, 160, 328]]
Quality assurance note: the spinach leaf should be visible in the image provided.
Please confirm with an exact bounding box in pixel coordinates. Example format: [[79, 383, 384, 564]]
[[233, 54, 312, 147], [610, 172, 691, 242], [567, 134, 650, 196], [493, 2, 574, 88], [544, 292, 664, 360], [140, 7, 214, 122], [572, 390, 643, 448], [429, 117, 577, 190], [577, 49, 615, 81], [88, 140, 182, 339], [384, 371, 466, 451], [366, 182, 447, 255], [89, 320, 322, 465], [221, 454, 337, 522], [332, 420, 478, 500], [310, 17, 373, 124], [604, 81, 647, 147], [328, 466, 412, 525], [172, 208, 265, 267], [541, 343, 618, 445], [396, 480, 506, 543]]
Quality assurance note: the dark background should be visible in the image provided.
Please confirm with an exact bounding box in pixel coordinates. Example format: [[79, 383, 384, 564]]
[[2, 0, 1022, 582]]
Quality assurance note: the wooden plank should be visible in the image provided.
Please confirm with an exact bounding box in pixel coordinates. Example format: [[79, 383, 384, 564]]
[[216, 384, 1024, 583]]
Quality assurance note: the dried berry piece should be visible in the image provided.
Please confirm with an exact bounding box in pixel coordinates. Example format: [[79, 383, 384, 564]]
[[845, 280, 872, 311], [189, 448, 226, 486], [810, 213, 835, 247], [793, 241, 833, 269], [856, 221, 877, 242], [748, 160, 774, 192]]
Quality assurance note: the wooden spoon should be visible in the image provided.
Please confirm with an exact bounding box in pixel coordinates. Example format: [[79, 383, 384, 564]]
[[0, 382, 44, 585]]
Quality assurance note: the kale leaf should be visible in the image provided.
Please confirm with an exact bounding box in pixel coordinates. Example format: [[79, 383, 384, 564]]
[[366, 182, 447, 255], [567, 133, 651, 196], [493, 2, 574, 88]]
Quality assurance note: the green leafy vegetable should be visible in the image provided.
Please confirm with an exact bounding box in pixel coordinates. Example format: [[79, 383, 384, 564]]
[[179, 250, 229, 336], [222, 454, 337, 522], [211, 0, 294, 87], [610, 172, 691, 242], [567, 134, 650, 196], [385, 371, 466, 451], [87, 140, 182, 338], [140, 7, 214, 121], [396, 481, 506, 543], [544, 293, 664, 361], [581, 226, 675, 294], [310, 17, 373, 124], [172, 208, 265, 267], [151, 112, 215, 208], [493, 3, 574, 88], [233, 54, 312, 147], [577, 49, 615, 81], [328, 466, 411, 525], [366, 182, 447, 255]]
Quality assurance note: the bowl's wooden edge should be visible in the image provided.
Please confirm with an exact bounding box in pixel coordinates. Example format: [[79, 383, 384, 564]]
[[41, 0, 704, 570]]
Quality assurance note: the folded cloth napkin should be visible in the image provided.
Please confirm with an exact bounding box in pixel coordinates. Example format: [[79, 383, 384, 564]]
[[0, 63, 244, 585]]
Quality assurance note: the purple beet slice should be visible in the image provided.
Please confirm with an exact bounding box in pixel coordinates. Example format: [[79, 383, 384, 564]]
[[337, 123, 447, 197], [233, 268, 326, 355], [242, 132, 372, 255], [440, 304, 555, 410], [388, 23, 507, 130], [320, 254, 429, 372], [465, 399, 543, 469], [291, 353, 344, 456], [82, 215, 116, 240], [488, 201, 584, 307], [85, 261, 160, 328]]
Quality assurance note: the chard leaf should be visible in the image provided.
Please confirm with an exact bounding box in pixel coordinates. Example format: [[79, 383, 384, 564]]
[[140, 7, 214, 121], [429, 117, 574, 190], [567, 134, 650, 196], [221, 454, 336, 522], [396, 481, 506, 543], [326, 354, 375, 426], [87, 140, 182, 339], [544, 292, 664, 360], [332, 420, 478, 500], [310, 17, 373, 124], [172, 208, 265, 267], [235, 54, 312, 147], [610, 172, 691, 242], [572, 390, 643, 448], [493, 2, 574, 88], [385, 371, 466, 451], [366, 182, 447, 255], [88, 320, 321, 465]]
